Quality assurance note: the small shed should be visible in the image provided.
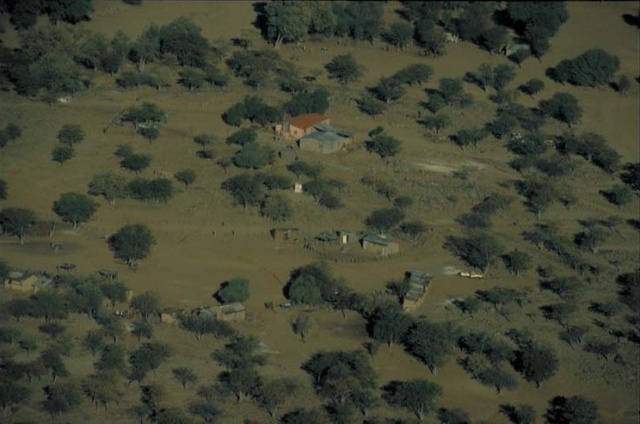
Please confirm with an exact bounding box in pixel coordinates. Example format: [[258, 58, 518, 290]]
[[337, 230, 357, 244], [285, 113, 330, 139], [271, 228, 301, 242], [3, 271, 52, 294], [361, 235, 400, 256], [97, 269, 119, 281], [211, 303, 246, 322], [406, 270, 433, 288], [294, 182, 303, 193], [298, 124, 354, 154], [402, 270, 433, 311], [315, 231, 340, 245], [504, 42, 530, 57]]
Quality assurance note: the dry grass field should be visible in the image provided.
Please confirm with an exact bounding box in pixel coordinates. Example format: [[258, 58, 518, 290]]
[[1, 1, 639, 423]]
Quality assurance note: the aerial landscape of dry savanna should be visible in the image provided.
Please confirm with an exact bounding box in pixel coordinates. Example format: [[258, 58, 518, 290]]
[[0, 1, 638, 423]]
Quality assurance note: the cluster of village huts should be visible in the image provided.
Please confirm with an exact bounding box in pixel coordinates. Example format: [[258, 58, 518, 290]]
[[3, 270, 246, 324]]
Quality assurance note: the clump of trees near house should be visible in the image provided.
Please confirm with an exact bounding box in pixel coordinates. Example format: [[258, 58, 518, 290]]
[[222, 95, 281, 127], [216, 277, 250, 304]]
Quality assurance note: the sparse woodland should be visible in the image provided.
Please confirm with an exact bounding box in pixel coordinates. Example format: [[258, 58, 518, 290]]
[[0, 1, 639, 423]]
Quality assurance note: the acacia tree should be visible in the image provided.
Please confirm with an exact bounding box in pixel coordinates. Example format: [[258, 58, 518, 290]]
[[57, 124, 85, 146], [303, 350, 376, 407], [366, 133, 401, 159], [88, 172, 129, 204], [0, 207, 37, 244], [520, 78, 545, 97], [444, 233, 505, 274], [172, 367, 198, 389], [131, 291, 162, 321], [0, 382, 31, 415], [193, 133, 215, 156], [503, 249, 532, 276], [385, 21, 413, 50], [515, 342, 559, 388], [174, 169, 196, 188], [108, 224, 155, 268], [120, 153, 152, 174], [211, 335, 267, 372], [383, 379, 442, 421], [51, 145, 75, 165], [368, 305, 413, 347], [551, 49, 619, 87], [453, 128, 486, 150], [221, 174, 265, 210], [325, 54, 362, 84], [233, 142, 275, 169], [52, 192, 98, 228], [539, 93, 582, 128], [405, 320, 458, 375], [261, 194, 293, 222], [252, 378, 298, 418], [421, 114, 450, 135], [393, 64, 433, 86], [365, 208, 405, 234]]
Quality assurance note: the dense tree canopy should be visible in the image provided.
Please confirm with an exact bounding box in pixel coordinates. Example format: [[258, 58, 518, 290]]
[[303, 349, 376, 406], [551, 49, 620, 87], [506, 2, 568, 56], [158, 17, 211, 68], [265, 1, 311, 48]]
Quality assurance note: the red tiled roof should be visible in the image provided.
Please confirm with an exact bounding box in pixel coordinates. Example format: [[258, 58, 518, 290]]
[[288, 113, 328, 129]]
